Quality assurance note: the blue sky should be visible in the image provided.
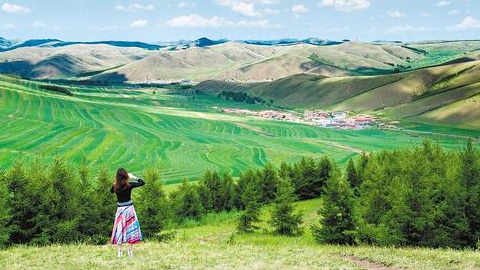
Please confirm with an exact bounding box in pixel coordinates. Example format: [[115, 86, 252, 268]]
[[0, 0, 478, 42]]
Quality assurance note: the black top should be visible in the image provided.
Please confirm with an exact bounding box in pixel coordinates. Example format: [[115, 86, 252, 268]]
[[110, 179, 145, 203]]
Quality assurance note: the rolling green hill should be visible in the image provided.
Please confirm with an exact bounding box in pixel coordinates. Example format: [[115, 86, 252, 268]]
[[0, 75, 470, 183], [195, 59, 480, 130]]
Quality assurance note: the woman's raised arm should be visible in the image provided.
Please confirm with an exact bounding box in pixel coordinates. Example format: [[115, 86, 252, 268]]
[[130, 178, 145, 188]]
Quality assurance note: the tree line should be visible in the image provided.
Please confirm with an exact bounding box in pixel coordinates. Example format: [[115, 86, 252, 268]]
[[0, 139, 479, 249], [217, 91, 266, 104], [0, 156, 314, 246], [316, 139, 480, 248]]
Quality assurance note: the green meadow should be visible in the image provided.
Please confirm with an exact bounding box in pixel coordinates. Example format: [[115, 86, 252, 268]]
[[0, 75, 474, 184], [2, 199, 480, 270]]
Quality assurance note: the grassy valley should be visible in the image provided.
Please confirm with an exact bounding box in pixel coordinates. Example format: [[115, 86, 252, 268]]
[[0, 74, 473, 183]]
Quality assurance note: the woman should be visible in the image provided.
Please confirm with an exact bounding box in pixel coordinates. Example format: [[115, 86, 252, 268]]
[[110, 168, 145, 258]]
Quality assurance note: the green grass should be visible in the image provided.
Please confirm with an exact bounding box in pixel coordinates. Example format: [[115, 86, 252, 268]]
[[406, 40, 480, 69], [2, 199, 480, 270], [0, 75, 474, 184]]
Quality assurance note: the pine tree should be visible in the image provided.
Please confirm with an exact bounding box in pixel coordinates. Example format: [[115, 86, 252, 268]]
[[220, 172, 236, 211], [237, 182, 260, 232], [196, 180, 213, 213], [95, 168, 116, 232], [258, 163, 279, 203], [458, 138, 480, 244], [346, 159, 360, 196], [290, 157, 317, 200], [173, 179, 204, 221], [0, 169, 11, 247], [47, 157, 82, 243], [26, 158, 56, 245], [77, 158, 94, 239], [5, 160, 32, 244], [233, 169, 256, 210], [76, 167, 117, 244], [270, 178, 302, 235], [203, 170, 224, 212], [291, 157, 330, 200], [312, 167, 356, 245], [317, 156, 333, 196], [137, 167, 169, 238], [278, 162, 291, 180], [355, 152, 369, 187]]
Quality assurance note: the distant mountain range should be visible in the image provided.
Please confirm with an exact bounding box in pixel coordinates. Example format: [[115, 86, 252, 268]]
[[0, 36, 479, 83], [0, 36, 346, 52], [0, 38, 163, 52]]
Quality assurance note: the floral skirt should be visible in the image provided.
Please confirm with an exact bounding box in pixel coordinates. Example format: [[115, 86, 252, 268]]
[[111, 203, 142, 245]]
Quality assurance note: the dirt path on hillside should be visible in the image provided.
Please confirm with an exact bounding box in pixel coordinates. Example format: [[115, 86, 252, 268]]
[[388, 128, 480, 141], [235, 123, 275, 137], [343, 255, 406, 270], [321, 141, 364, 154]]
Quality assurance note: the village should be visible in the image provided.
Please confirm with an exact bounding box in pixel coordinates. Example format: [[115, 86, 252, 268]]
[[219, 108, 398, 130]]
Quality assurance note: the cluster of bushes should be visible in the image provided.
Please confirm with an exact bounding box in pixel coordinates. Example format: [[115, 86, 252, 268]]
[[169, 162, 313, 234], [39, 85, 73, 96], [0, 158, 114, 246], [218, 91, 265, 104], [316, 139, 480, 248]]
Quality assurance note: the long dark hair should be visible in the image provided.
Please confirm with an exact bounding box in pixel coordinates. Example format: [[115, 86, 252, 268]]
[[113, 168, 130, 192]]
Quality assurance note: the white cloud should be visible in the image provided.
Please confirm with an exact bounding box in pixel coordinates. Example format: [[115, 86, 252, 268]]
[[215, 0, 282, 16], [32, 21, 46, 28], [178, 2, 196, 8], [448, 16, 480, 31], [1, 3, 31, 14], [163, 14, 279, 28], [420, 13, 431, 17], [292, 4, 308, 17], [387, 10, 405, 18], [386, 25, 434, 33], [319, 0, 371, 12], [448, 9, 459, 15], [130, 20, 148, 28], [437, 1, 450, 7], [165, 15, 233, 28], [237, 19, 271, 27], [215, 0, 261, 17], [115, 3, 155, 12]]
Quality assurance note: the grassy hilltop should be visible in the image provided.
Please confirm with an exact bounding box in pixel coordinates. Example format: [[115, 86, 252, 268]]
[[1, 40, 480, 82]]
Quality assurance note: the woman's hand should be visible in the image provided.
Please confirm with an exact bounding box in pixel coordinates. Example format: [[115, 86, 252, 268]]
[[128, 173, 139, 180]]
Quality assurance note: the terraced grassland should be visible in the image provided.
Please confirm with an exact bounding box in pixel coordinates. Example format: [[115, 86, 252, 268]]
[[0, 75, 471, 183], [2, 199, 480, 270]]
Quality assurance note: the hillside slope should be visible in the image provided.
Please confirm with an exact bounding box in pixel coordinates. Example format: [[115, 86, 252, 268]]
[[0, 44, 153, 79], [93, 41, 432, 82], [2, 40, 479, 82], [2, 199, 480, 270], [195, 60, 480, 129]]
